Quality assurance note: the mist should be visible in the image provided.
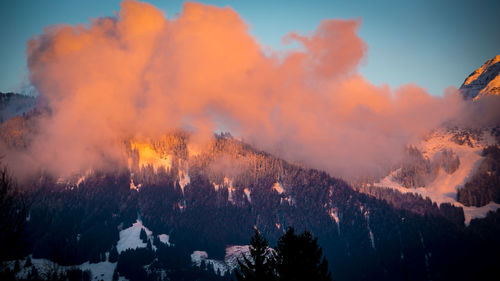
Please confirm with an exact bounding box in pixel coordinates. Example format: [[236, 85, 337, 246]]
[[9, 0, 467, 178]]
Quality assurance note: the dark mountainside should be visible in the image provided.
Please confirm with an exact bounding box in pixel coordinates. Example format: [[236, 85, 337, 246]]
[[1, 126, 500, 281]]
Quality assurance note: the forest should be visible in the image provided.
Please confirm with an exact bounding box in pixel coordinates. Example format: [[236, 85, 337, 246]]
[[0, 134, 500, 281]]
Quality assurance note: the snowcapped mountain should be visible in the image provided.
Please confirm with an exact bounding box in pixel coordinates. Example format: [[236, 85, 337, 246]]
[[361, 54, 500, 226], [459, 54, 500, 100]]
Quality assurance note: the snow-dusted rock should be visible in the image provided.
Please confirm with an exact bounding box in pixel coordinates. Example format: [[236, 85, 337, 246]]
[[460, 54, 500, 100]]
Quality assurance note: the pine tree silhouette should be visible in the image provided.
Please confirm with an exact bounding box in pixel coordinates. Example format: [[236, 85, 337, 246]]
[[113, 268, 119, 281], [235, 229, 276, 281], [140, 228, 147, 243], [274, 227, 331, 281], [109, 246, 119, 263], [25, 256, 32, 267], [13, 260, 20, 272]]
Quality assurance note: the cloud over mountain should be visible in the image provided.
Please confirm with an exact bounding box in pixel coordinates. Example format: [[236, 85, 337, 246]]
[[21, 0, 463, 177]]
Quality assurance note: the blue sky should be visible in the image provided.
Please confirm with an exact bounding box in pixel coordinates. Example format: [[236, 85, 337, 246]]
[[0, 0, 499, 95]]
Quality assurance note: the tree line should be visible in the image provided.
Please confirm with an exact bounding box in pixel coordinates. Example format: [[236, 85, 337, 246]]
[[236, 228, 331, 281]]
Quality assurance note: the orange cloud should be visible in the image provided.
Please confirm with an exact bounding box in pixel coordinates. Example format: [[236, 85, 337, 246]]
[[17, 0, 463, 178]]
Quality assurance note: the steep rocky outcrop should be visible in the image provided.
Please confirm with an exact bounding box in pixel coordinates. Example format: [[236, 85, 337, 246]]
[[459, 54, 500, 100]]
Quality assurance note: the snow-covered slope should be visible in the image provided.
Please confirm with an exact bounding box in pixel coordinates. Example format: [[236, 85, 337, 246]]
[[374, 128, 500, 225], [117, 217, 172, 253], [459, 54, 500, 100], [191, 245, 250, 276], [117, 219, 157, 253]]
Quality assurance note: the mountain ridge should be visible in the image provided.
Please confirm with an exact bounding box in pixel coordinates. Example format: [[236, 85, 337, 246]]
[[459, 54, 500, 100]]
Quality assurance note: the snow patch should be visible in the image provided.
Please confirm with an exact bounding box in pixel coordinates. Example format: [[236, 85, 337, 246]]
[[280, 195, 295, 205], [178, 161, 190, 193], [213, 177, 236, 203], [117, 219, 155, 253], [191, 251, 208, 265], [225, 177, 236, 203], [368, 229, 375, 249], [191, 245, 250, 276], [190, 251, 226, 275], [74, 170, 92, 187], [129, 177, 141, 190], [158, 234, 171, 246], [328, 208, 340, 224], [7, 257, 118, 281], [177, 200, 186, 211], [244, 188, 251, 203], [463, 202, 500, 225], [364, 211, 375, 249], [80, 261, 117, 281], [55, 169, 92, 189], [224, 245, 250, 270], [272, 182, 284, 194]]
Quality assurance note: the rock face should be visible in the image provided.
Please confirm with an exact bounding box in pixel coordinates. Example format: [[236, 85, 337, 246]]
[[459, 54, 500, 100]]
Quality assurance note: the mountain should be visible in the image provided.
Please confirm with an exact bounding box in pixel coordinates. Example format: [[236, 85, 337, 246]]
[[2, 59, 500, 281], [0, 92, 36, 123], [459, 54, 500, 100], [2, 130, 500, 281], [362, 54, 500, 223]]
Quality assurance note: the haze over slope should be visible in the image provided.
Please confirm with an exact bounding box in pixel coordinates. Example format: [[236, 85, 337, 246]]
[[4, 0, 465, 178]]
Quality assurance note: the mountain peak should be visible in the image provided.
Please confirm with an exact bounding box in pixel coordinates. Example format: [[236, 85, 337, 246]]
[[459, 54, 500, 100]]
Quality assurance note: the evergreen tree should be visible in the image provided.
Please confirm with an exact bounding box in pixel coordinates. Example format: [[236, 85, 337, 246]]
[[113, 268, 119, 281], [66, 268, 84, 281], [25, 256, 32, 267], [0, 267, 13, 281], [207, 262, 216, 276], [0, 167, 28, 261], [13, 260, 20, 272], [201, 260, 207, 271], [82, 269, 92, 281], [140, 228, 147, 243], [89, 250, 100, 264], [153, 236, 160, 248], [274, 227, 331, 281], [109, 246, 119, 263], [30, 266, 39, 280], [235, 229, 276, 281]]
